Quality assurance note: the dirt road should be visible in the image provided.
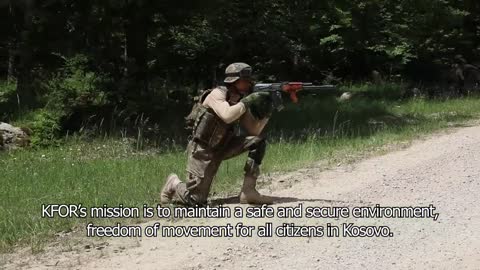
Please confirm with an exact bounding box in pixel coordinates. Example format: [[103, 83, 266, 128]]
[[3, 124, 480, 270]]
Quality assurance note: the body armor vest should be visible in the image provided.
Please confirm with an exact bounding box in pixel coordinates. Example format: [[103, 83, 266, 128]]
[[185, 87, 235, 150]]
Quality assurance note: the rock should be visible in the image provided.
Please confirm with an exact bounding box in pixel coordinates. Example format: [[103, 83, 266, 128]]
[[0, 122, 30, 150]]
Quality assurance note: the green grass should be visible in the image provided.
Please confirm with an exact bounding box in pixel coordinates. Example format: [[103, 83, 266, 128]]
[[2, 90, 480, 252]]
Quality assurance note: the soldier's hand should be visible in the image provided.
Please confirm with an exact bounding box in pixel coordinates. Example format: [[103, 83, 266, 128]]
[[241, 92, 274, 120]]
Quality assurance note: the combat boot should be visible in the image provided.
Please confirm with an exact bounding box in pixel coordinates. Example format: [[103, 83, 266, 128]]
[[160, 174, 181, 205], [239, 175, 274, 205]]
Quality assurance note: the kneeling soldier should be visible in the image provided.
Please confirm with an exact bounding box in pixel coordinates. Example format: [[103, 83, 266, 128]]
[[161, 63, 274, 206]]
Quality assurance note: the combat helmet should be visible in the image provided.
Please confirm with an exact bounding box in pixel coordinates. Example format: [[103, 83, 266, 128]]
[[224, 63, 253, 84]]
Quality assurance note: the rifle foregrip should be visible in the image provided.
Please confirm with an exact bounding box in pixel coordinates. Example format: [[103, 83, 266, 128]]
[[290, 92, 299, 103]]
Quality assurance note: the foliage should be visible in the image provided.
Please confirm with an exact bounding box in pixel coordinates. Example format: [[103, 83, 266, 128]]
[[0, 80, 16, 103], [7, 55, 109, 147], [0, 80, 18, 119], [344, 83, 407, 100], [40, 54, 108, 112], [14, 109, 63, 147], [4, 0, 478, 86], [2, 0, 480, 144]]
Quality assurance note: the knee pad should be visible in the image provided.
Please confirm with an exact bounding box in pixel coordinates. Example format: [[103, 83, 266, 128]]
[[247, 138, 266, 165]]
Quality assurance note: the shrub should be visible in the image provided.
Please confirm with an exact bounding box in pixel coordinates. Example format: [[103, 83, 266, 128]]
[[41, 54, 108, 112], [0, 80, 18, 119], [16, 54, 110, 147], [341, 83, 407, 100], [13, 109, 63, 147]]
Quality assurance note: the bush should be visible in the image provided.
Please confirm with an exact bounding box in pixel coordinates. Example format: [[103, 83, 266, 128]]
[[0, 80, 18, 119], [30, 110, 63, 147], [41, 54, 108, 112], [14, 54, 110, 147], [341, 83, 407, 100], [13, 109, 63, 147]]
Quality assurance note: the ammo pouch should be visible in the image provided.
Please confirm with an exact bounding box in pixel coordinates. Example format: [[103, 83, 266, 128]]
[[185, 89, 213, 132], [192, 106, 232, 150]]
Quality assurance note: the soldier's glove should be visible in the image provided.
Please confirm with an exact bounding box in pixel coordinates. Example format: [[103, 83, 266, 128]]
[[241, 92, 274, 120]]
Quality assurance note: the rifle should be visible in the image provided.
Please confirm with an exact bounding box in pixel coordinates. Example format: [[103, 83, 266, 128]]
[[253, 82, 338, 111]]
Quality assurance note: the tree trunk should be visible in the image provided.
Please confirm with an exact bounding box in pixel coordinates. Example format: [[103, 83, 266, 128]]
[[464, 0, 480, 55], [7, 3, 16, 81], [16, 0, 36, 109], [7, 47, 15, 81], [125, 0, 150, 94]]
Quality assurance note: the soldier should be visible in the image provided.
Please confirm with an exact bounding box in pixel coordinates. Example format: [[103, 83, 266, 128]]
[[160, 63, 275, 206], [452, 55, 480, 95], [453, 55, 467, 96]]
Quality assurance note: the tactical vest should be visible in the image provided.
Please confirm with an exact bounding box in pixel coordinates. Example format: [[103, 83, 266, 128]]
[[185, 87, 234, 150]]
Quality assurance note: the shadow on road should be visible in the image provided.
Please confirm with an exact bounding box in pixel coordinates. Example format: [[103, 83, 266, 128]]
[[210, 196, 369, 206]]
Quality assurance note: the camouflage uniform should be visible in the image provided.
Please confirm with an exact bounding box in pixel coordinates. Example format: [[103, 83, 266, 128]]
[[161, 63, 273, 206], [175, 127, 266, 206]]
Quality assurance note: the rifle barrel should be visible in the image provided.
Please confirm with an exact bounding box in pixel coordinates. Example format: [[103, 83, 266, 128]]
[[302, 85, 337, 91]]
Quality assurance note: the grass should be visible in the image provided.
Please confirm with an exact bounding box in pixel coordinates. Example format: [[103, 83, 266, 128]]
[[2, 85, 480, 253]]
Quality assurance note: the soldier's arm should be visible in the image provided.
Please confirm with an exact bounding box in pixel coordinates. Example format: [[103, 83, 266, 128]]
[[240, 111, 269, 136], [203, 88, 246, 124]]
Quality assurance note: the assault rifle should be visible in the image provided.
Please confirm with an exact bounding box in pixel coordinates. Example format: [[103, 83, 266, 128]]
[[253, 82, 338, 111]]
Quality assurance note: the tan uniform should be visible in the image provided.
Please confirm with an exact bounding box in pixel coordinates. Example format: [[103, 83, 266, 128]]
[[174, 87, 269, 206], [203, 88, 268, 135]]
